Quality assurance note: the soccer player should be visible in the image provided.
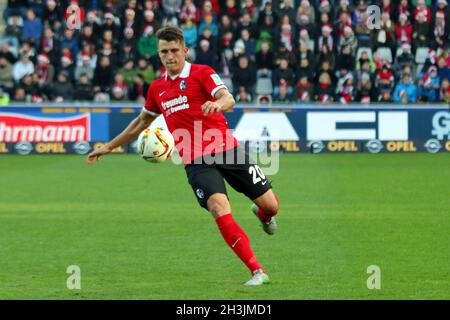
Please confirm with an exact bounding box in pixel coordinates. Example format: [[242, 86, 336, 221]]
[[87, 27, 279, 286]]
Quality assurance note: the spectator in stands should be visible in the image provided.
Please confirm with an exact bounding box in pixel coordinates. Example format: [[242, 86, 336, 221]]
[[136, 58, 156, 84], [414, 0, 431, 23], [75, 73, 94, 101], [295, 57, 314, 81], [439, 77, 450, 102], [12, 53, 34, 83], [272, 58, 295, 100], [295, 75, 314, 103], [237, 12, 257, 39], [236, 86, 253, 103], [21, 73, 41, 101], [75, 52, 94, 83], [198, 13, 219, 37], [128, 74, 148, 102], [418, 65, 440, 102], [379, 89, 393, 102], [12, 86, 27, 102], [0, 55, 14, 93], [101, 12, 120, 40], [274, 79, 294, 102], [58, 49, 75, 83], [181, 18, 198, 48], [195, 39, 217, 68], [179, 0, 200, 24], [335, 44, 355, 77], [412, 11, 430, 49], [278, 18, 294, 54], [395, 43, 414, 76], [0, 87, 10, 105], [273, 43, 296, 69], [198, 26, 219, 58], [218, 14, 234, 39], [22, 9, 42, 48], [255, 41, 274, 78], [437, 55, 450, 81], [51, 71, 75, 102], [39, 26, 59, 64], [338, 26, 358, 56], [42, 0, 63, 30], [395, 13, 413, 46], [0, 43, 16, 64], [93, 55, 113, 94], [111, 73, 128, 101], [4, 0, 28, 22], [118, 59, 137, 88], [375, 12, 396, 58], [35, 53, 54, 90], [232, 55, 256, 96], [354, 2, 373, 47], [317, 24, 334, 54], [433, 11, 449, 49], [60, 28, 79, 61], [337, 73, 355, 104], [224, 0, 240, 22], [393, 72, 417, 103], [4, 15, 23, 50], [394, 0, 412, 22], [234, 28, 256, 61], [355, 72, 376, 103], [138, 25, 158, 61], [376, 61, 395, 90], [356, 50, 376, 72], [296, 0, 315, 26], [315, 71, 335, 103]]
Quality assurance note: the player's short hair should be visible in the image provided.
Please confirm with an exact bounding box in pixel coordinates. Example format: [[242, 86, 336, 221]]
[[155, 27, 185, 45]]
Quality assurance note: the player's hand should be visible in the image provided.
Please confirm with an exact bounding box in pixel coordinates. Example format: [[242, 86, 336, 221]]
[[201, 101, 222, 115], [87, 145, 112, 164]]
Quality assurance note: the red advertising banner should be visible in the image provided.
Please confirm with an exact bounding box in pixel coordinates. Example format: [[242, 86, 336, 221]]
[[0, 113, 90, 142]]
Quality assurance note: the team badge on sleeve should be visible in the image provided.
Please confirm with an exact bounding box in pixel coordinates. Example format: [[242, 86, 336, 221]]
[[210, 74, 224, 86]]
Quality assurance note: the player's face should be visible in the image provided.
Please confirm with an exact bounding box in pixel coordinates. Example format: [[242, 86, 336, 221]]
[[158, 40, 189, 76]]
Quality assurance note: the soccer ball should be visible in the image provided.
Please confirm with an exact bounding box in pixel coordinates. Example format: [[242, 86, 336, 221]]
[[137, 127, 175, 163]]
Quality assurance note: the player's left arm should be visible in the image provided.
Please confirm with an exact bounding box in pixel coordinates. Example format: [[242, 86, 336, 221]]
[[201, 88, 235, 115]]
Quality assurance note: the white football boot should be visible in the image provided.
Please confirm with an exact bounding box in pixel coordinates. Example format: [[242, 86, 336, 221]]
[[251, 204, 277, 235], [245, 269, 270, 286]]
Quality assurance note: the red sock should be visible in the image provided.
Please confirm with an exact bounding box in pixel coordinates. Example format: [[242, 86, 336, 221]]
[[258, 195, 279, 223], [215, 213, 262, 274]]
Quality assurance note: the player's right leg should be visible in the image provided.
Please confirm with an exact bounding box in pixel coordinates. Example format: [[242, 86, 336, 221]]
[[185, 164, 269, 285], [251, 189, 279, 235]]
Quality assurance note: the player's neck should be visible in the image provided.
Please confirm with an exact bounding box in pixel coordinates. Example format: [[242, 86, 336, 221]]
[[167, 61, 186, 79]]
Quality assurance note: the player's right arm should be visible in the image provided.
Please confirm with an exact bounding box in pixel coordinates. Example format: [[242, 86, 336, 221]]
[[87, 110, 156, 164]]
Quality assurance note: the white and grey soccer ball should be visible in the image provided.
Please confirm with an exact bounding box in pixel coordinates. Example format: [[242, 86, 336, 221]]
[[137, 127, 175, 163]]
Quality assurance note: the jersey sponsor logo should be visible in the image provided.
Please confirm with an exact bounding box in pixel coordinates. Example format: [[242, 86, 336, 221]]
[[210, 74, 224, 86], [161, 95, 190, 116], [0, 113, 90, 142]]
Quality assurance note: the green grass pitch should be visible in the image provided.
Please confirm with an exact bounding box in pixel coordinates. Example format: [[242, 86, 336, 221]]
[[0, 153, 449, 299]]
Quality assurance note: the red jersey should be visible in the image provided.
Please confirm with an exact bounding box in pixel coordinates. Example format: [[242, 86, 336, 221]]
[[143, 62, 238, 164]]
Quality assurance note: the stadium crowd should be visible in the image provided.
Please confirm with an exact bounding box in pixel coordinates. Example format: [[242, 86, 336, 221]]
[[0, 0, 449, 105]]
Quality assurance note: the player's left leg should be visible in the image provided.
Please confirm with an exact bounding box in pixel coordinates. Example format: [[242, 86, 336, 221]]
[[251, 189, 279, 235]]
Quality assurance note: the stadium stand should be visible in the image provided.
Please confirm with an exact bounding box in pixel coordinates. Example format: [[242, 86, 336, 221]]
[[0, 0, 449, 105]]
